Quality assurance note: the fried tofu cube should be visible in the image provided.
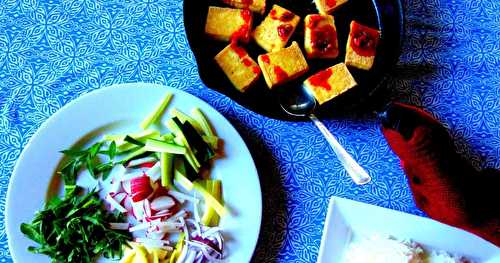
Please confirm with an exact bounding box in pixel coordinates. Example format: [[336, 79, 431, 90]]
[[304, 14, 339, 59], [253, 5, 300, 52], [222, 0, 266, 14], [215, 43, 261, 92], [257, 41, 309, 89], [314, 0, 349, 14], [303, 63, 357, 105], [345, 21, 380, 70], [205, 7, 253, 43]]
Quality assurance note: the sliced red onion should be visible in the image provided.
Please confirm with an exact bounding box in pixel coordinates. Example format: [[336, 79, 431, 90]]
[[151, 196, 176, 211], [109, 222, 130, 230], [127, 157, 157, 168], [201, 247, 224, 262], [105, 194, 127, 213]]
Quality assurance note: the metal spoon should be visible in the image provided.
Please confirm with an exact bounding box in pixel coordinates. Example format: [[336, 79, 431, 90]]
[[279, 85, 372, 185]]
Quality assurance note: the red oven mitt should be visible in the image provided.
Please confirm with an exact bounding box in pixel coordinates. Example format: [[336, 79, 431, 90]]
[[379, 102, 500, 246]]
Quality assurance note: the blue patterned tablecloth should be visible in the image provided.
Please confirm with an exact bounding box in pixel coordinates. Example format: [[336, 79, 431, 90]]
[[0, 0, 499, 262]]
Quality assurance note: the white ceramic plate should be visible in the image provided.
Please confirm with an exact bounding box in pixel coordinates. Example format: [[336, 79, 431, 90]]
[[6, 83, 262, 262], [317, 197, 499, 263]]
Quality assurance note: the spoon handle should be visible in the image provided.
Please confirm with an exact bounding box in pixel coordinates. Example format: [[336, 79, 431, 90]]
[[309, 114, 371, 185]]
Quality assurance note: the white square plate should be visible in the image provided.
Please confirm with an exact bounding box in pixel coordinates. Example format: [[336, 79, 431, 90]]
[[318, 196, 499, 263]]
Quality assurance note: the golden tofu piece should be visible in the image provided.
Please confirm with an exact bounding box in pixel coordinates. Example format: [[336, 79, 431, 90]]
[[314, 0, 349, 14], [345, 21, 380, 70], [205, 6, 253, 43], [252, 5, 300, 52], [304, 63, 357, 105], [215, 43, 261, 92], [304, 14, 339, 59], [257, 41, 309, 89], [222, 0, 266, 14]]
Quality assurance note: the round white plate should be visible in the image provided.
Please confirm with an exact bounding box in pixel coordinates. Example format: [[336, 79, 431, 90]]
[[6, 83, 262, 262]]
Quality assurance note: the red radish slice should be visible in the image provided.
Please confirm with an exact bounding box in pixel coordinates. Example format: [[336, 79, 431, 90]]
[[129, 222, 150, 232], [122, 180, 132, 194], [105, 194, 127, 213], [147, 162, 162, 181], [131, 175, 153, 202], [113, 192, 127, 204], [151, 196, 176, 211], [132, 201, 145, 221], [122, 171, 145, 181], [127, 157, 157, 168], [109, 222, 130, 230]]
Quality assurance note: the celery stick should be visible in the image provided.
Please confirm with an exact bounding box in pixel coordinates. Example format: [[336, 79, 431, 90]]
[[161, 133, 175, 142], [160, 153, 174, 188], [140, 92, 173, 129], [171, 108, 204, 135], [191, 108, 215, 137], [118, 147, 147, 163], [193, 181, 228, 217], [144, 139, 186, 154], [173, 158, 193, 190]]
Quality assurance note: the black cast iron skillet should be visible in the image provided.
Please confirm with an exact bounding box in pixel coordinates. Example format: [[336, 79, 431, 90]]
[[183, 0, 404, 120]]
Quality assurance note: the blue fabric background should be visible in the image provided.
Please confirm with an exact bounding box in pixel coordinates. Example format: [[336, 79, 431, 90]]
[[0, 0, 498, 262]]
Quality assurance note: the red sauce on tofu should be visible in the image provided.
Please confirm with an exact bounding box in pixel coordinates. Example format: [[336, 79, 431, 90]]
[[240, 9, 252, 23], [277, 24, 293, 40], [308, 68, 332, 91], [310, 25, 337, 55], [270, 9, 295, 22], [242, 58, 253, 66], [261, 54, 270, 64], [307, 15, 323, 28], [273, 66, 288, 82], [326, 0, 337, 8], [349, 22, 379, 57], [230, 10, 252, 43], [230, 43, 247, 58], [252, 66, 261, 74]]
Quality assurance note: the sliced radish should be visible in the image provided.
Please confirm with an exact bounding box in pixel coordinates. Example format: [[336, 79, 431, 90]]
[[105, 194, 127, 213], [131, 175, 153, 202], [121, 170, 145, 181], [168, 190, 199, 203], [151, 196, 176, 211], [143, 199, 152, 218], [127, 157, 157, 168], [122, 180, 132, 194], [146, 162, 162, 181], [132, 201, 145, 221]]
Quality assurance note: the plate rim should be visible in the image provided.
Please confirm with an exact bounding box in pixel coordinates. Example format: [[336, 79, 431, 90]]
[[5, 82, 263, 262]]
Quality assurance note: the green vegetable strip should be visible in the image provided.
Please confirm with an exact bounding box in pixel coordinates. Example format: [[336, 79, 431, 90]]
[[171, 108, 204, 135], [202, 135, 219, 151], [140, 92, 173, 129], [167, 119, 200, 171], [117, 130, 160, 152], [191, 108, 215, 137], [160, 153, 174, 188], [144, 139, 186, 154], [193, 181, 228, 217], [173, 158, 193, 190], [118, 147, 148, 164]]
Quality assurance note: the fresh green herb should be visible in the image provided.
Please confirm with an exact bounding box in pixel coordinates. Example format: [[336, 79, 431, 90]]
[[20, 188, 130, 263], [58, 141, 117, 186]]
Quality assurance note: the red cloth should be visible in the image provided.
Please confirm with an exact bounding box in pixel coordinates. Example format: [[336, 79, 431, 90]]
[[380, 102, 500, 246]]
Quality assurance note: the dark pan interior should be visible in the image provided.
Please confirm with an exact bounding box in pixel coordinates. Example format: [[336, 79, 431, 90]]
[[184, 0, 404, 120]]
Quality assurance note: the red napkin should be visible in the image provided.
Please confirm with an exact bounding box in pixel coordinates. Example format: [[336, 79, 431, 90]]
[[380, 102, 500, 246]]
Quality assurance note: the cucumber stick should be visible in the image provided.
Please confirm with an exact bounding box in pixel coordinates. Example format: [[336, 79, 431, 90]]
[[191, 108, 215, 137], [201, 180, 222, 226], [160, 153, 174, 188], [144, 139, 186, 154], [171, 108, 204, 135]]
